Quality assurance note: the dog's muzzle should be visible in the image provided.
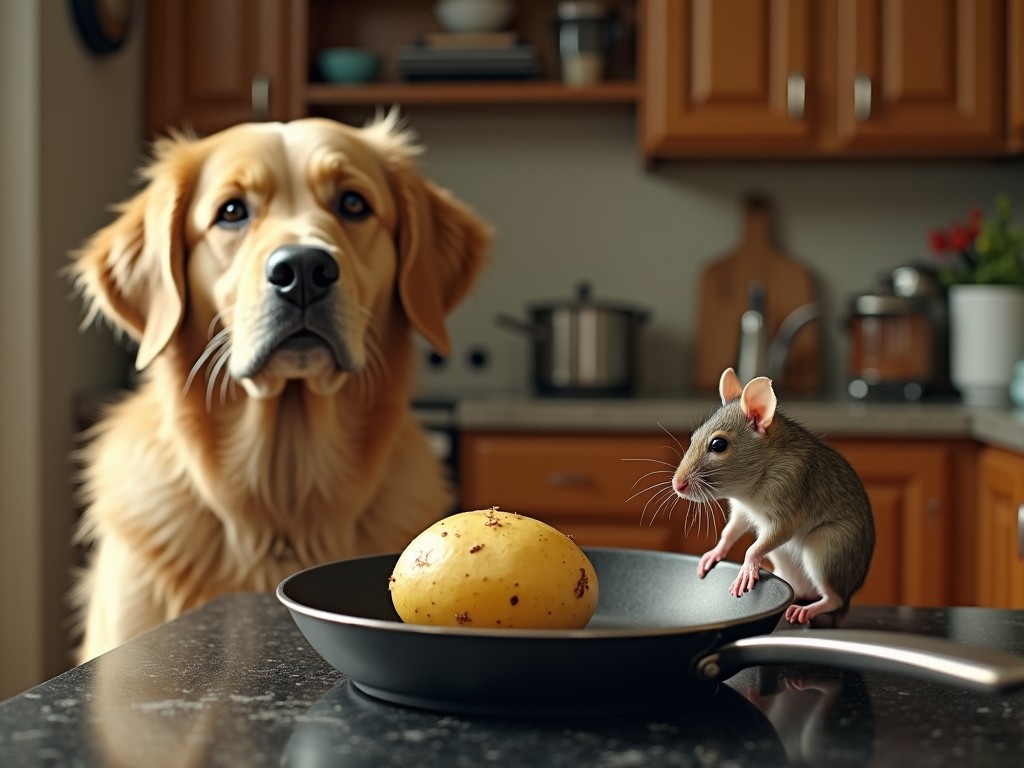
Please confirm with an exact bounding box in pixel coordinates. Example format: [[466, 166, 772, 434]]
[[232, 245, 355, 382]]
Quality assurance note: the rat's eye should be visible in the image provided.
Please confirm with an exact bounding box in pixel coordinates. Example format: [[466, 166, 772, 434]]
[[336, 190, 372, 221], [708, 436, 729, 454], [215, 198, 249, 228]]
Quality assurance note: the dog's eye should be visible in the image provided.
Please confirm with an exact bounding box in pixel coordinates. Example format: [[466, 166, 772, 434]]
[[708, 437, 729, 454], [335, 190, 372, 221], [215, 198, 249, 228]]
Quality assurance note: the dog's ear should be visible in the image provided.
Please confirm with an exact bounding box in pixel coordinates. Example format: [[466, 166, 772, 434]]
[[364, 115, 491, 357], [391, 168, 492, 356], [71, 136, 194, 370]]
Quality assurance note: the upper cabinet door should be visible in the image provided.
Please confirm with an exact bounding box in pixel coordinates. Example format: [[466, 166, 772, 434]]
[[146, 0, 296, 139], [1010, 0, 1024, 151], [642, 0, 815, 156], [833, 0, 1004, 153]]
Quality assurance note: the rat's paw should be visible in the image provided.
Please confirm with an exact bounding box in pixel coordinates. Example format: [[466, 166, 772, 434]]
[[785, 604, 812, 624], [729, 563, 760, 596], [696, 549, 723, 578]]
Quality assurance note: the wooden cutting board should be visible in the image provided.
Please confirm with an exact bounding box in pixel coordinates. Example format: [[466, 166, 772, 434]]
[[693, 196, 821, 395]]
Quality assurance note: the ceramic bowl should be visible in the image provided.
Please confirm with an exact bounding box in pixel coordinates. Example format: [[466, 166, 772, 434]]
[[434, 0, 514, 33], [317, 47, 380, 84]]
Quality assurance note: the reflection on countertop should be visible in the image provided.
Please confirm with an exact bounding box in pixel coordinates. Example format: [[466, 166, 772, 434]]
[[2, 596, 1023, 767]]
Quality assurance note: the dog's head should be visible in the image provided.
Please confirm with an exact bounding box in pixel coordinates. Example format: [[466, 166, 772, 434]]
[[71, 116, 490, 399]]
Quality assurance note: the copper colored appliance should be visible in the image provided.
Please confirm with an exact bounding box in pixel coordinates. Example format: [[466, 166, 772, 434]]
[[846, 266, 951, 401]]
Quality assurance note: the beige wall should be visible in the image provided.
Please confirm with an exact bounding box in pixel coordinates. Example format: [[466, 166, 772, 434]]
[[396, 109, 1024, 399], [0, 2, 140, 698]]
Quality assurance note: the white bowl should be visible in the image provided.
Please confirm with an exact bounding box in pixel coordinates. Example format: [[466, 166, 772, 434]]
[[435, 0, 515, 33]]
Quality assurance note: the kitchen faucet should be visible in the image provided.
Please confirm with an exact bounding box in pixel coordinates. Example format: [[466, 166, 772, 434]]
[[737, 280, 821, 385]]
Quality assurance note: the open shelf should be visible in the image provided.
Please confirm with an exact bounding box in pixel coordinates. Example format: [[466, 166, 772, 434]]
[[305, 80, 639, 107]]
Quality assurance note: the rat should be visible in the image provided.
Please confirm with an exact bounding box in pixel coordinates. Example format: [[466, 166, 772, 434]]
[[672, 367, 875, 624]]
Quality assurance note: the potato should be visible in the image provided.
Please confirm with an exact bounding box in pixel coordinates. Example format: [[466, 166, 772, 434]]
[[388, 508, 598, 629]]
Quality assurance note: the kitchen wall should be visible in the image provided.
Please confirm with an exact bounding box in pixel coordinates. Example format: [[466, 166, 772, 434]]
[[0, 3, 140, 698], [393, 108, 1024, 400]]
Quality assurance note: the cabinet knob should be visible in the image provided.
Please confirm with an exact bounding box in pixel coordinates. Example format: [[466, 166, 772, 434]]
[[548, 471, 593, 488], [251, 72, 271, 121], [853, 73, 872, 122], [1018, 503, 1024, 561], [786, 73, 806, 121]]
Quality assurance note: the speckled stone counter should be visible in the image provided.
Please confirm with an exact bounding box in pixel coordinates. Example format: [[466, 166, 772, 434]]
[[2, 595, 1023, 767], [453, 396, 1024, 452]]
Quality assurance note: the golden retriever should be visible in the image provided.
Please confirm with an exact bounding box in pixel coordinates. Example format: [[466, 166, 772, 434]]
[[70, 115, 491, 662]]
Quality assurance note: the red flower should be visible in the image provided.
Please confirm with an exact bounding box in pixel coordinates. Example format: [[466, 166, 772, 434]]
[[949, 223, 972, 252], [928, 229, 948, 254]]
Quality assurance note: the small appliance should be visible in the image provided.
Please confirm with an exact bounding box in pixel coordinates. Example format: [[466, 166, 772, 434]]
[[845, 265, 952, 401]]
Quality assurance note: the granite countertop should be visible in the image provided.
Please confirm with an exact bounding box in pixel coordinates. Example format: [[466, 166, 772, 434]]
[[2, 595, 1023, 767], [450, 396, 1024, 453]]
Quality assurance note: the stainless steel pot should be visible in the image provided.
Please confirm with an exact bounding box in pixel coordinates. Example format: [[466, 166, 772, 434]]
[[497, 282, 650, 397]]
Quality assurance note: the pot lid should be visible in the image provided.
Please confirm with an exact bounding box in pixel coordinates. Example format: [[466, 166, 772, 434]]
[[527, 282, 650, 318]]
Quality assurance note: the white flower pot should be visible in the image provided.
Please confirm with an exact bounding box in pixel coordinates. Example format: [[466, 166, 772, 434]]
[[948, 284, 1024, 407]]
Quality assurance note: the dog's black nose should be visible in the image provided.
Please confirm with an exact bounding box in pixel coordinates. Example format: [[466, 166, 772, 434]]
[[265, 246, 339, 307]]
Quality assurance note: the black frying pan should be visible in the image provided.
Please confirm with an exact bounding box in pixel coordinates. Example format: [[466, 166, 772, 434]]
[[277, 548, 1024, 716]]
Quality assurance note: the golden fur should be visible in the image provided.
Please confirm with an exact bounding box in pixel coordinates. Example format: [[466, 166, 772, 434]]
[[71, 116, 490, 662]]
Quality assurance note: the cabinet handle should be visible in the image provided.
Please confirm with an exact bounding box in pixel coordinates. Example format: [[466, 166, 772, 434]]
[[853, 73, 872, 122], [786, 73, 806, 120], [548, 471, 593, 488], [1018, 504, 1024, 561], [251, 72, 270, 121]]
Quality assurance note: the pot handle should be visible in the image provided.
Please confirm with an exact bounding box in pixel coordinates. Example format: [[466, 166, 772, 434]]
[[696, 629, 1024, 694], [495, 314, 546, 341]]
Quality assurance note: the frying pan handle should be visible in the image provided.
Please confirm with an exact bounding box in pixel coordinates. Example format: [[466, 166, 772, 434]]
[[696, 629, 1024, 694]]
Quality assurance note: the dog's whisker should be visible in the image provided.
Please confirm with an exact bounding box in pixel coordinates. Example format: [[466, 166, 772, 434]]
[[206, 344, 232, 412], [219, 350, 235, 406], [207, 305, 235, 340], [184, 330, 232, 396]]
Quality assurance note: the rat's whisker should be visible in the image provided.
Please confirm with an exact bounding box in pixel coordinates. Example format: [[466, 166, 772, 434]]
[[621, 457, 678, 469], [656, 421, 685, 461], [630, 469, 673, 491]]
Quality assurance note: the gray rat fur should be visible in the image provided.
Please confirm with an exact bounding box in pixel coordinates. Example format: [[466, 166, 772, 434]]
[[673, 368, 875, 624]]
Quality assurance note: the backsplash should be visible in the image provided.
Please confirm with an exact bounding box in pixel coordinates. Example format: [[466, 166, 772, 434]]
[[398, 109, 1024, 400]]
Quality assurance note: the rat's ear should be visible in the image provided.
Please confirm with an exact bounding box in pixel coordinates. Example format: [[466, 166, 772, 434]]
[[719, 367, 743, 404], [740, 376, 777, 435]]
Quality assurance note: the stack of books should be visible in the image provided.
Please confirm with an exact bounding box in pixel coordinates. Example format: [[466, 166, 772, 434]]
[[396, 31, 539, 81]]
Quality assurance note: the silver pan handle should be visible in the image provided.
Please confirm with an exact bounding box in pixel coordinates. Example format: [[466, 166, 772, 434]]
[[696, 629, 1024, 694]]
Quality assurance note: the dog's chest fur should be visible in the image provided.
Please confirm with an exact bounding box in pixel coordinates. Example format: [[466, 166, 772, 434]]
[[80, 378, 447, 617]]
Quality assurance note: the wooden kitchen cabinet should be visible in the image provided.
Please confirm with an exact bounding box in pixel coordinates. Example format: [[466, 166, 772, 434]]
[[146, 0, 297, 138], [461, 432, 971, 607], [641, 0, 1006, 158], [976, 446, 1024, 608], [145, 0, 639, 137], [1010, 0, 1024, 150], [642, 0, 817, 156], [830, 439, 973, 608], [460, 433, 694, 551]]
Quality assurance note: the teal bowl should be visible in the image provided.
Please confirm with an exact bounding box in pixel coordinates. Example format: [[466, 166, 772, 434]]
[[317, 47, 380, 84]]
